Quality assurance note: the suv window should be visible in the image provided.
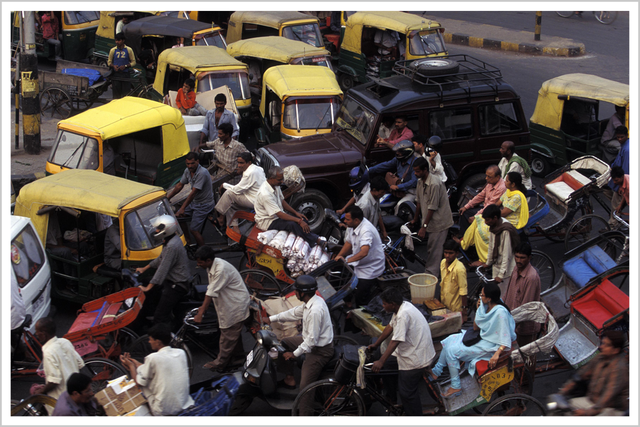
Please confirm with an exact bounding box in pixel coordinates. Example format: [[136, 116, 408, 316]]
[[479, 102, 522, 136], [336, 98, 376, 147], [430, 108, 473, 140], [12, 225, 45, 288]]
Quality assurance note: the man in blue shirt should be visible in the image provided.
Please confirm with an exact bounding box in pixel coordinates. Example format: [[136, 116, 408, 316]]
[[51, 373, 97, 416], [368, 140, 418, 215], [606, 126, 629, 225], [198, 93, 239, 144], [108, 33, 136, 99]]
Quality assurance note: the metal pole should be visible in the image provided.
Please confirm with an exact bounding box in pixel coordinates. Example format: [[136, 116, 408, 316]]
[[21, 11, 41, 154], [535, 12, 542, 41], [14, 13, 23, 150]]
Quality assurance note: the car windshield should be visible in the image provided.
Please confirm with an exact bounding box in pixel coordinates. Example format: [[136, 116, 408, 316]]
[[282, 24, 323, 48], [124, 199, 181, 251], [48, 130, 99, 170], [282, 96, 341, 131], [195, 32, 227, 48], [293, 56, 334, 71], [409, 30, 447, 56], [335, 97, 376, 146], [63, 11, 99, 26], [198, 71, 250, 101], [12, 224, 45, 288]]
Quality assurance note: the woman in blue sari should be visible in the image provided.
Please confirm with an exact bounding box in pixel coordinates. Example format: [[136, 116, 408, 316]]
[[428, 282, 516, 398]]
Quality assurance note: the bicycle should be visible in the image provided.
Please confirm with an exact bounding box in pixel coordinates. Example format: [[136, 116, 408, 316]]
[[556, 11, 618, 25]]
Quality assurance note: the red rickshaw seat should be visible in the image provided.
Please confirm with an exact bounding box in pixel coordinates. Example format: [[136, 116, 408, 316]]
[[571, 279, 629, 329]]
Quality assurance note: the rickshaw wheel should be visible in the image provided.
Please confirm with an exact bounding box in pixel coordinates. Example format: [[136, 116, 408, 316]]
[[564, 214, 610, 252], [530, 155, 551, 177], [481, 393, 546, 416], [338, 73, 354, 91], [241, 269, 283, 299], [556, 11, 576, 18], [81, 357, 128, 394], [530, 250, 556, 292], [292, 379, 366, 416], [40, 88, 72, 119]]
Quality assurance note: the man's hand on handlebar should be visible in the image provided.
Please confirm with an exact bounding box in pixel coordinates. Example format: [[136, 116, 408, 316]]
[[417, 226, 427, 239], [371, 360, 384, 373], [283, 351, 295, 361]]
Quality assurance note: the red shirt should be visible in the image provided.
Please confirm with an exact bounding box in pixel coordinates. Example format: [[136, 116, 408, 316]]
[[617, 174, 630, 205], [387, 126, 414, 146], [41, 14, 59, 40], [176, 88, 196, 110]]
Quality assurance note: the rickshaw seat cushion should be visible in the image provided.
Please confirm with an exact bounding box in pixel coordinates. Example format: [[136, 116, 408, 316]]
[[563, 245, 616, 288], [571, 280, 629, 329], [546, 171, 590, 201]]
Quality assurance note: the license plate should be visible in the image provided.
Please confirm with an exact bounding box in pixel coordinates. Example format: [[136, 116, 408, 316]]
[[246, 349, 254, 365], [32, 293, 44, 314]]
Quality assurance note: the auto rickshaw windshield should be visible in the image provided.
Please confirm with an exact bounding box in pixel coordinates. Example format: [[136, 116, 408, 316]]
[[409, 30, 446, 56], [282, 24, 323, 48], [195, 32, 226, 49], [283, 96, 341, 131], [335, 97, 376, 147], [198, 71, 251, 101], [293, 55, 334, 70], [124, 199, 180, 251], [64, 11, 100, 25], [48, 131, 99, 171]]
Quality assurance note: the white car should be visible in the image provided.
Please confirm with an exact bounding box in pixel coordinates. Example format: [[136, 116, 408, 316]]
[[11, 216, 52, 332]]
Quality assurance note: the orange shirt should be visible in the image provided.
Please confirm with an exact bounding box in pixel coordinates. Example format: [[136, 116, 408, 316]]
[[176, 88, 196, 110], [617, 174, 630, 205]]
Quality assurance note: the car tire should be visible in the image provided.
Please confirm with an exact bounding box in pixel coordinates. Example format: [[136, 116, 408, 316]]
[[338, 73, 355, 91], [531, 154, 551, 177], [409, 58, 460, 76], [290, 189, 332, 235]]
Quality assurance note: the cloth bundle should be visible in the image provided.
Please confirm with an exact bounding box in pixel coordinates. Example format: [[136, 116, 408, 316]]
[[257, 231, 330, 278]]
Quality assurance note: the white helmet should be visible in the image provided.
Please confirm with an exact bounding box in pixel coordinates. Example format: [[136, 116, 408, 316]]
[[150, 214, 178, 243]]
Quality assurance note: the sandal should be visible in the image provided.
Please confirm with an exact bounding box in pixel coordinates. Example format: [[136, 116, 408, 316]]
[[442, 387, 462, 399], [426, 368, 438, 381]]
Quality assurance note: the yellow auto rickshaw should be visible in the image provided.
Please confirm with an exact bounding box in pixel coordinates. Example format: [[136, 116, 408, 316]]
[[337, 11, 447, 89], [227, 36, 334, 97], [14, 169, 185, 304], [529, 73, 630, 176], [45, 97, 191, 189], [153, 46, 252, 122], [256, 65, 343, 144], [226, 11, 324, 48], [12, 11, 100, 62]]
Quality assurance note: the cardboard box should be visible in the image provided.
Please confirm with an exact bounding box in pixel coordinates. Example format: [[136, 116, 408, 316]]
[[94, 376, 147, 417]]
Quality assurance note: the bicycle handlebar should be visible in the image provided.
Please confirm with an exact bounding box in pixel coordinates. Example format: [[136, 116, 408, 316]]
[[475, 266, 495, 283], [612, 210, 629, 229]]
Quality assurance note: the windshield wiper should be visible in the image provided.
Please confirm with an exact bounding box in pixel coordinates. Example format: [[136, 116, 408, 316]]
[[61, 138, 87, 168], [419, 35, 437, 54], [315, 105, 332, 132]]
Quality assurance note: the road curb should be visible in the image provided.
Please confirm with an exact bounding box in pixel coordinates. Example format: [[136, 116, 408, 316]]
[[443, 33, 585, 57]]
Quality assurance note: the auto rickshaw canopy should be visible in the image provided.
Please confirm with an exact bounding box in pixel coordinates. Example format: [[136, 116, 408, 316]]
[[530, 73, 630, 131], [260, 65, 342, 116], [342, 11, 443, 55], [95, 11, 161, 40], [226, 11, 319, 43], [153, 46, 248, 92], [56, 97, 189, 164], [14, 169, 165, 244], [227, 36, 328, 64]]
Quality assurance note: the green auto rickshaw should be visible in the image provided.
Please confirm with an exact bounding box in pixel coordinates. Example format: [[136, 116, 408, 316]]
[[336, 11, 447, 89], [14, 169, 185, 304], [256, 65, 343, 144], [12, 11, 100, 62], [45, 97, 191, 190], [529, 73, 629, 176], [226, 11, 324, 48], [227, 36, 334, 97]]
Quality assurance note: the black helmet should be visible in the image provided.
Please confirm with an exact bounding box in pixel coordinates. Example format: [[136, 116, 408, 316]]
[[294, 275, 318, 293], [393, 140, 415, 162], [428, 135, 442, 150], [348, 165, 369, 194]]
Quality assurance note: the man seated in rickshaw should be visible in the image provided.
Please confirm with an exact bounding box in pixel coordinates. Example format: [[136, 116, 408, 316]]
[[498, 140, 532, 191], [175, 78, 207, 116], [556, 330, 628, 416], [92, 219, 122, 281], [373, 29, 404, 60], [456, 172, 528, 266], [610, 166, 629, 220], [600, 105, 625, 163], [428, 282, 516, 398]]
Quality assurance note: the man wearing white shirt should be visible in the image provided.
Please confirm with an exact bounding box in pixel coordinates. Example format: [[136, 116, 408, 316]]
[[254, 167, 322, 246], [498, 140, 533, 191], [368, 288, 436, 416], [214, 152, 266, 229], [193, 245, 250, 372], [335, 206, 385, 306], [355, 176, 389, 240], [412, 134, 447, 183], [267, 276, 333, 404]]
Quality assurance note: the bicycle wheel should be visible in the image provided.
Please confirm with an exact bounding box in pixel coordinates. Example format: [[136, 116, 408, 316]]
[[81, 357, 128, 394], [241, 269, 283, 299], [530, 250, 556, 292], [564, 214, 610, 253], [482, 393, 547, 416], [117, 327, 139, 355], [593, 11, 617, 24], [292, 379, 366, 416], [127, 334, 194, 378], [556, 11, 576, 18], [11, 396, 57, 416]]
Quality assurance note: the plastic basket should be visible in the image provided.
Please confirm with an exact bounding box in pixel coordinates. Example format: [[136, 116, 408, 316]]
[[407, 274, 437, 303]]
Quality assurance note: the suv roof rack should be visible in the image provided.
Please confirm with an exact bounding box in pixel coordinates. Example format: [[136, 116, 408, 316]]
[[392, 54, 504, 101]]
